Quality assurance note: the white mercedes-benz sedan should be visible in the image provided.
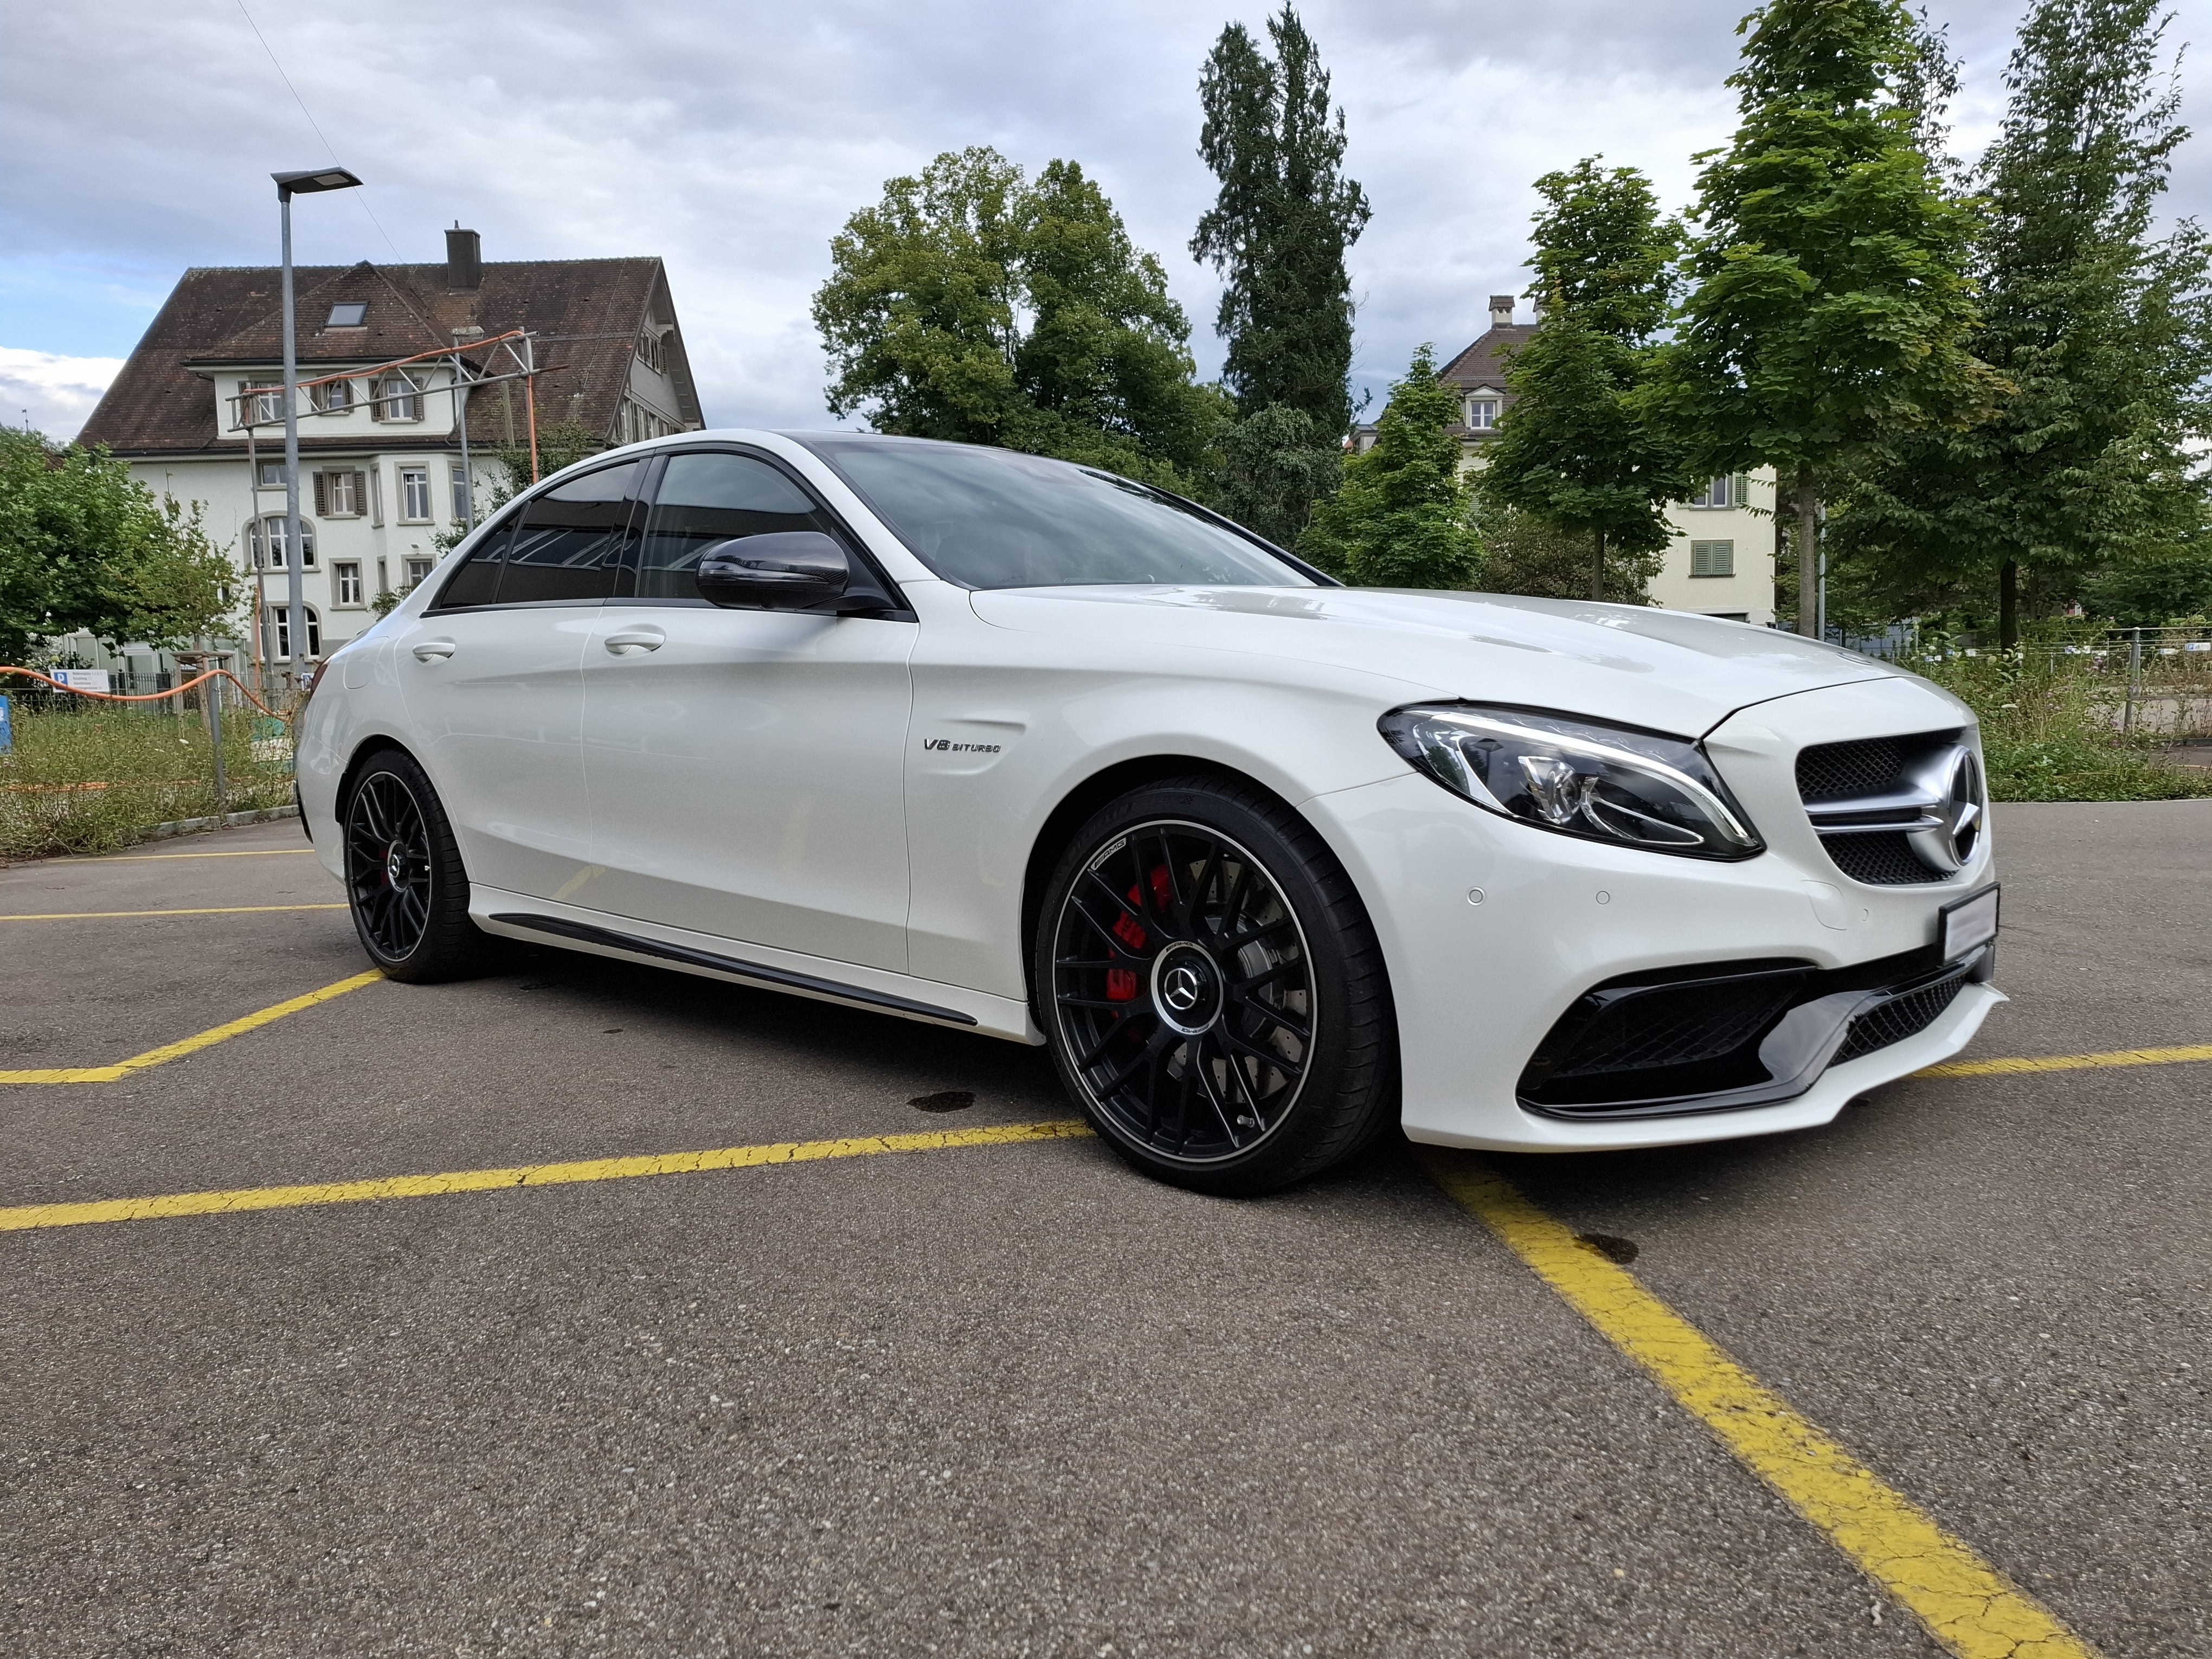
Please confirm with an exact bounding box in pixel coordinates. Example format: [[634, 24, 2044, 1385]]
[[298, 430, 2002, 1193]]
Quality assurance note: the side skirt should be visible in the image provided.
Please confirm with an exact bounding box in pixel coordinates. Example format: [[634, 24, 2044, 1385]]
[[488, 911, 981, 1028]]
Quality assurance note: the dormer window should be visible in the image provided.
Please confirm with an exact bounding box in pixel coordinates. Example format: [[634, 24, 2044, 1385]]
[[325, 301, 368, 328], [1465, 394, 1500, 431]]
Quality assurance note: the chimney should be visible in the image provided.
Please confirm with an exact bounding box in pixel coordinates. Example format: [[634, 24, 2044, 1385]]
[[446, 224, 481, 292], [1532, 293, 1548, 323], [1488, 294, 1514, 329]]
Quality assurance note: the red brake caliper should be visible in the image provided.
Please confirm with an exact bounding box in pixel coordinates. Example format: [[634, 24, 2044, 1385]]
[[1104, 865, 1173, 1002]]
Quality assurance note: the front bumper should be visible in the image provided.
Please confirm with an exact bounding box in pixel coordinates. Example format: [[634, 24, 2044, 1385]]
[[1309, 678, 2001, 1153]]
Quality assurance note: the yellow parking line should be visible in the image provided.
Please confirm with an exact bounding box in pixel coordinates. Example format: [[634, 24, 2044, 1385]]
[[1920, 1043, 2212, 1077], [70, 850, 318, 861], [0, 970, 383, 1084], [1427, 1153, 2097, 1659], [0, 1120, 1095, 1232], [0, 904, 347, 921]]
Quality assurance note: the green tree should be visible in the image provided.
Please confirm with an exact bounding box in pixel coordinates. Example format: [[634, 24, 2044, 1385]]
[[1831, 0, 2212, 644], [1477, 159, 1693, 601], [1192, 7, 1370, 541], [813, 147, 1221, 488], [1474, 506, 1668, 603], [1653, 0, 2000, 635], [1300, 345, 1483, 587], [0, 429, 236, 664]]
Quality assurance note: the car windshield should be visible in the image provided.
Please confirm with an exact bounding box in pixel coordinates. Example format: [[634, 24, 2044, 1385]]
[[798, 436, 1314, 590]]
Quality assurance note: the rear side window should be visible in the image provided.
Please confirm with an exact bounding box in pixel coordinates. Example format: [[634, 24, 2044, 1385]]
[[625, 452, 845, 600], [500, 461, 644, 604], [432, 515, 515, 608]]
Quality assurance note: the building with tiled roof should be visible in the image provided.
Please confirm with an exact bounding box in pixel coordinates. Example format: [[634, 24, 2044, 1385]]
[[76, 228, 703, 674], [1360, 294, 1777, 625]]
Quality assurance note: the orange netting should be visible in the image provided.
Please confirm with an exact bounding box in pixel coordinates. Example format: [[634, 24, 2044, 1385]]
[[0, 666, 292, 720]]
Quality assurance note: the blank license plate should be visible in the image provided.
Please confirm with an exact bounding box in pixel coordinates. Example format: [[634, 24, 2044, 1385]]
[[1940, 886, 2000, 962]]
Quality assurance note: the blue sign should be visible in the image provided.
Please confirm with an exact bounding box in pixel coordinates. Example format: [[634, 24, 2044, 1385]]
[[0, 692, 11, 753]]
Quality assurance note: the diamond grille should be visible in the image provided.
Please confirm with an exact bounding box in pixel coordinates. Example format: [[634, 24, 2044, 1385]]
[[1834, 972, 1969, 1065], [1825, 831, 1940, 886]]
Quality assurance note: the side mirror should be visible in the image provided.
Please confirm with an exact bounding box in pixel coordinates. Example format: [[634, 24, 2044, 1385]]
[[695, 531, 851, 612]]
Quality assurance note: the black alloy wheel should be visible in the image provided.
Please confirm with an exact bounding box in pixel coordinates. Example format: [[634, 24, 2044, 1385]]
[[341, 748, 493, 982], [1038, 779, 1394, 1195]]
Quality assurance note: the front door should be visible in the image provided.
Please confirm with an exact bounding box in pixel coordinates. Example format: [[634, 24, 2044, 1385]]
[[395, 458, 642, 899], [577, 447, 915, 972]]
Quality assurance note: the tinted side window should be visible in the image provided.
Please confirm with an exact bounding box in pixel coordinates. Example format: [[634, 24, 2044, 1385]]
[[500, 461, 644, 605], [628, 452, 843, 600], [432, 514, 516, 608]]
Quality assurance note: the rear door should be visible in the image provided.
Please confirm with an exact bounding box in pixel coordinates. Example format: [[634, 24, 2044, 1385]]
[[577, 447, 916, 971], [394, 459, 642, 899]]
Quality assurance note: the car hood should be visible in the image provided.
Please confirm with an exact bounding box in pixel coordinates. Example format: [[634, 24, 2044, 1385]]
[[969, 585, 1903, 736]]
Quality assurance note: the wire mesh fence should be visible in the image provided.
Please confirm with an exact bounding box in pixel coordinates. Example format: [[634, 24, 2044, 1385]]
[[0, 677, 303, 860]]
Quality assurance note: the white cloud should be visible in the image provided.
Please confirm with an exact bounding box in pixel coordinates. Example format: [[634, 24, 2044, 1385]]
[[1, 1, 2201, 430], [0, 348, 124, 442]]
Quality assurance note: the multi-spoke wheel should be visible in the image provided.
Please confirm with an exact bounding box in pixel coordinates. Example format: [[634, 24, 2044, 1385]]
[[1038, 778, 1394, 1195], [340, 748, 493, 982]]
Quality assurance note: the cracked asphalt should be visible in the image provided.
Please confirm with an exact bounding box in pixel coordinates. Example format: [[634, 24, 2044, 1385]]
[[1, 801, 2205, 1657]]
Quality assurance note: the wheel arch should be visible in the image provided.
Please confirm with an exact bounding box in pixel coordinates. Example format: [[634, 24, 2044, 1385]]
[[1018, 755, 1340, 1019]]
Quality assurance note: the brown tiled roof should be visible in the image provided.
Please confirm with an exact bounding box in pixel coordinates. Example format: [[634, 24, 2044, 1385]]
[[80, 256, 702, 456], [1437, 322, 1536, 440]]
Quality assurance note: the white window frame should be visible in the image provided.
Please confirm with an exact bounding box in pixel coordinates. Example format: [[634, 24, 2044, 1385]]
[[399, 466, 433, 523], [372, 372, 423, 423], [238, 382, 283, 429], [1464, 393, 1500, 432], [310, 377, 353, 414], [266, 602, 321, 662], [323, 469, 362, 518], [451, 462, 472, 523], [403, 555, 435, 591], [332, 560, 365, 607], [636, 329, 666, 374], [247, 514, 316, 570]]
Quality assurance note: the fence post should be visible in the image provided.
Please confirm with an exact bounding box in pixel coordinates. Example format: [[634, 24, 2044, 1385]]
[[2124, 628, 2143, 736]]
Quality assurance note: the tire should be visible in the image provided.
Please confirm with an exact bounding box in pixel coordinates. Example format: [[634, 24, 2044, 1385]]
[[1034, 776, 1396, 1196], [340, 747, 496, 983]]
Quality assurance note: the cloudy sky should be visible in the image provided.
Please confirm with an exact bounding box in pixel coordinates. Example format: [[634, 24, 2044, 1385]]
[[2, 0, 2204, 441]]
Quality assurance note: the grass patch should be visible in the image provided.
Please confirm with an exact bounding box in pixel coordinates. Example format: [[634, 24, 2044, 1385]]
[[0, 704, 294, 860], [1907, 648, 2212, 802]]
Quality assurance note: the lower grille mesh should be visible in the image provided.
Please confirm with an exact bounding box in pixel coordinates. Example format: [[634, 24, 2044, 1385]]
[[1825, 831, 1940, 885], [1834, 971, 1969, 1065]]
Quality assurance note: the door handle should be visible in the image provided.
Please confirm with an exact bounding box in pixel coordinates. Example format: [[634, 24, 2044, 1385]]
[[603, 627, 666, 656], [412, 640, 456, 661]]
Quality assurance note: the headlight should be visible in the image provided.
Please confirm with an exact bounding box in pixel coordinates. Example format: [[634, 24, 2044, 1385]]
[[1379, 703, 1763, 860]]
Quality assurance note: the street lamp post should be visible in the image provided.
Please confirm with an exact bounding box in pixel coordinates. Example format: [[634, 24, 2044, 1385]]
[[271, 168, 362, 688]]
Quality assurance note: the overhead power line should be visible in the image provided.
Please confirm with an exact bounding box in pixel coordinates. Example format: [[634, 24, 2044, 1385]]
[[233, 0, 405, 264]]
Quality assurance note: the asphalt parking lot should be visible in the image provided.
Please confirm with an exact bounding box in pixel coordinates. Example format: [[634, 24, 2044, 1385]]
[[2, 802, 2206, 1659]]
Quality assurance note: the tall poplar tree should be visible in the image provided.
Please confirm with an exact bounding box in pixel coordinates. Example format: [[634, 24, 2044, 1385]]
[[1831, 0, 2212, 644], [1654, 0, 1999, 635], [1477, 159, 1693, 601], [1192, 7, 1371, 543]]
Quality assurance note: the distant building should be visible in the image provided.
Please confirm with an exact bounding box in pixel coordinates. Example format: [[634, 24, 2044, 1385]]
[[1360, 294, 1777, 625], [74, 228, 704, 677]]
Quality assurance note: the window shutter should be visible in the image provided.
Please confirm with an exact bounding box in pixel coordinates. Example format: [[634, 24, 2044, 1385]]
[[353, 472, 369, 522], [312, 472, 329, 517], [369, 381, 385, 422], [1733, 473, 1752, 506]]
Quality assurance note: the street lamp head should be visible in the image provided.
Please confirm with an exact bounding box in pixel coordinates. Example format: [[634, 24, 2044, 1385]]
[[273, 167, 363, 197]]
